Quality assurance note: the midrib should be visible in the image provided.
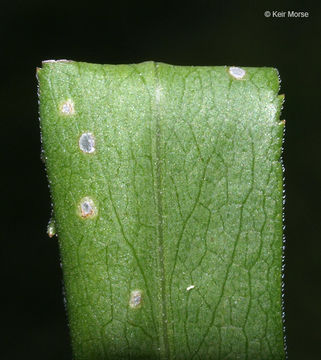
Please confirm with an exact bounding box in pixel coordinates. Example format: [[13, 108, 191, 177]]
[[154, 62, 170, 359]]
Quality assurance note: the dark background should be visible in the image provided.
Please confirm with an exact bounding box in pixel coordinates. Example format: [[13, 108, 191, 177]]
[[1, 0, 320, 359]]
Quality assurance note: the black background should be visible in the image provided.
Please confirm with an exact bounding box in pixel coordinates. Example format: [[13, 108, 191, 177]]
[[1, 0, 320, 359]]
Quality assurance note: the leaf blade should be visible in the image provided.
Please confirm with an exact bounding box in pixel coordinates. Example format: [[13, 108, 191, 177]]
[[38, 61, 285, 359]]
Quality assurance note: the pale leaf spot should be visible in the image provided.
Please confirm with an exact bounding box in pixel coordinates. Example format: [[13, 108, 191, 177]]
[[47, 219, 56, 238], [79, 133, 95, 154], [186, 285, 195, 291], [42, 59, 72, 64], [60, 99, 75, 115], [229, 66, 246, 80], [78, 197, 97, 219], [129, 290, 142, 309]]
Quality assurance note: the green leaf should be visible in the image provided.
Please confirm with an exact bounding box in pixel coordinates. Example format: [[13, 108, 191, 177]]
[[38, 60, 285, 360]]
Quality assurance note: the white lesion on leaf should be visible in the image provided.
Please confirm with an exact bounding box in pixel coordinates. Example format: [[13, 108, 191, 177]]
[[186, 285, 195, 291], [59, 99, 75, 115], [42, 59, 72, 64], [79, 132, 96, 154], [129, 290, 143, 309], [229, 66, 246, 80], [78, 197, 97, 219], [47, 218, 56, 238]]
